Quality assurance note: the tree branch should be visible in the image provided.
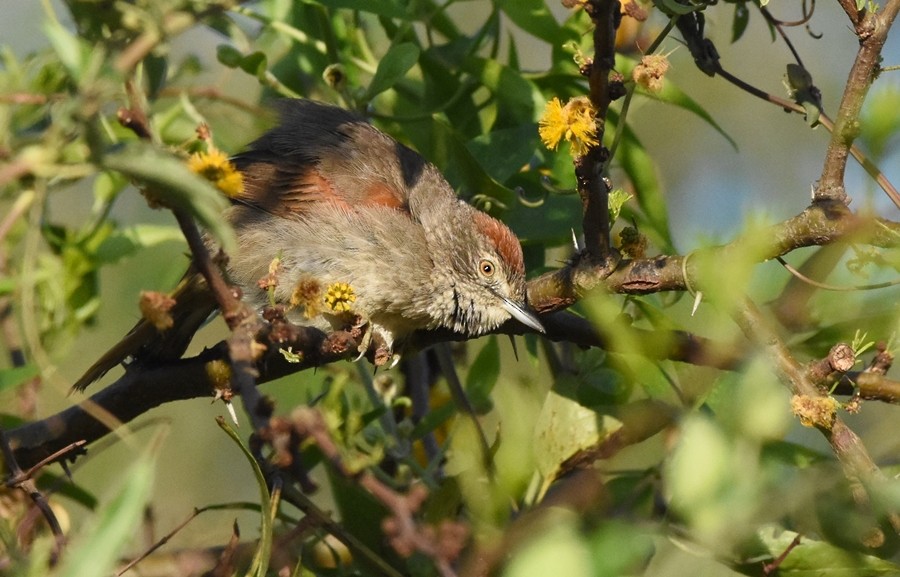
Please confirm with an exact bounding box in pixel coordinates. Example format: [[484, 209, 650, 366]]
[[816, 0, 900, 202]]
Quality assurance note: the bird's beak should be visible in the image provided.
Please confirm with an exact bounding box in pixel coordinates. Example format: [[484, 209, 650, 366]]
[[501, 297, 545, 333]]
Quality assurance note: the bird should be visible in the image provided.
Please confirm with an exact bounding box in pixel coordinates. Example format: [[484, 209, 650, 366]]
[[72, 99, 543, 391]]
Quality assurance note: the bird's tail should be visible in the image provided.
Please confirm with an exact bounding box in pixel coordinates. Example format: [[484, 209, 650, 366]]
[[70, 270, 219, 392]]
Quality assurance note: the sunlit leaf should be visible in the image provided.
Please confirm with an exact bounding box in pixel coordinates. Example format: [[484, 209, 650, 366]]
[[365, 42, 420, 99], [99, 142, 235, 252], [43, 19, 89, 81], [217, 418, 273, 577], [534, 390, 623, 496], [497, 0, 573, 45], [614, 117, 675, 252], [504, 509, 593, 577]]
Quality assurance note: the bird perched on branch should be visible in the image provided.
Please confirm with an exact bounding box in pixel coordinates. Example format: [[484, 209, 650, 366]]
[[73, 99, 543, 391]]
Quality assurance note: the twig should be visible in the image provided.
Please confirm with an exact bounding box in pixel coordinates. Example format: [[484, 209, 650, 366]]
[[732, 299, 900, 538], [291, 408, 465, 577], [763, 534, 802, 575], [115, 74, 267, 430], [172, 210, 266, 430], [0, 430, 65, 563], [117, 507, 204, 575], [817, 0, 900, 203], [713, 65, 900, 210], [776, 256, 900, 291]]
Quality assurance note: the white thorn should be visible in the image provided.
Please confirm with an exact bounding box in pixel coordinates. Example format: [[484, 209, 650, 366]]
[[571, 228, 582, 252], [225, 401, 239, 426], [691, 291, 703, 317]]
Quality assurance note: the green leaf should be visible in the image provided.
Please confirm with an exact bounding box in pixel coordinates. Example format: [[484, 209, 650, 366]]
[[43, 19, 89, 81], [0, 365, 39, 394], [732, 2, 751, 43], [533, 390, 623, 497], [217, 418, 273, 577], [465, 337, 501, 411], [462, 57, 542, 126], [92, 170, 128, 205], [57, 448, 155, 577], [240, 51, 269, 80], [590, 521, 655, 577], [216, 44, 244, 68], [430, 118, 516, 208], [94, 224, 185, 263], [466, 124, 538, 182], [99, 142, 235, 252], [365, 42, 420, 99], [615, 120, 675, 252], [315, 0, 410, 18], [734, 526, 900, 576], [496, 0, 572, 45], [144, 52, 168, 99]]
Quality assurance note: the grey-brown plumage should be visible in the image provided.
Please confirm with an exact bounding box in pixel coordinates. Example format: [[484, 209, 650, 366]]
[[72, 99, 542, 391]]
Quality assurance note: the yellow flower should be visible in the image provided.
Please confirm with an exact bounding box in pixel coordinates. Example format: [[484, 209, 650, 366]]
[[324, 282, 356, 313], [538, 96, 599, 157], [538, 97, 568, 150], [188, 149, 244, 198]]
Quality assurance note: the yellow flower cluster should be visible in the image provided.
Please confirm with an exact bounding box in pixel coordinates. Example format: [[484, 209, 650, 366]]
[[538, 96, 599, 157], [325, 282, 357, 313], [187, 149, 244, 198]]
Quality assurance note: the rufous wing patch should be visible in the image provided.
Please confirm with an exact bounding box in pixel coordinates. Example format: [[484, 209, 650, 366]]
[[361, 181, 406, 210]]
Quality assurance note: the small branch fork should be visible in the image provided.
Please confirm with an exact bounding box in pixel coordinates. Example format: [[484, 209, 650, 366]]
[[289, 408, 468, 577], [734, 301, 900, 540], [818, 0, 900, 202]]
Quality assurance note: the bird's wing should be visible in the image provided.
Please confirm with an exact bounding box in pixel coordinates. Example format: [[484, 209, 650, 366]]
[[230, 100, 430, 217]]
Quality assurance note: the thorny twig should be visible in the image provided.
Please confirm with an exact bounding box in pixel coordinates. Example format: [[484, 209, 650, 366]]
[[0, 431, 65, 563], [116, 82, 267, 430]]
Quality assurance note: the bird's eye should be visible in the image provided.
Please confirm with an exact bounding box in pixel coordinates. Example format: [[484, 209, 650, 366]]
[[479, 259, 495, 277]]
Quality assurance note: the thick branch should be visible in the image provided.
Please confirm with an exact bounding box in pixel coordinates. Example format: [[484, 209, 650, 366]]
[[10, 202, 900, 469], [527, 201, 900, 312], [7, 326, 356, 470]]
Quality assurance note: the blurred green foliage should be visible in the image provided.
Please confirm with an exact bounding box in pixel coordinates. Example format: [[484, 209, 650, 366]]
[[1, 0, 900, 576]]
